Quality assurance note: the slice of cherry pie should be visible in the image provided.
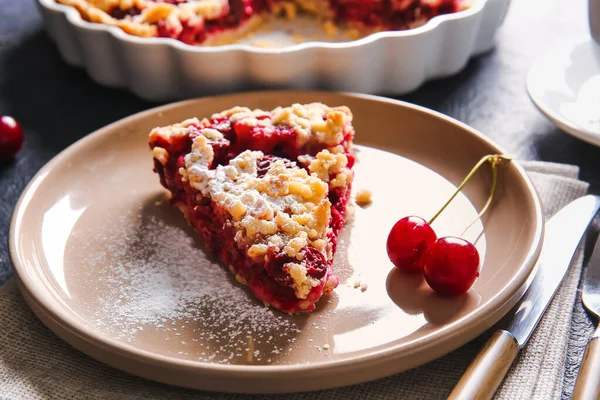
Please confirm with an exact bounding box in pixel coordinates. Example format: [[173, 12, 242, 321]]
[[149, 103, 355, 312]]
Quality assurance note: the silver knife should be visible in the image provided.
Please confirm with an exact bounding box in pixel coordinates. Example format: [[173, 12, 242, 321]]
[[448, 194, 600, 400], [573, 230, 600, 399]]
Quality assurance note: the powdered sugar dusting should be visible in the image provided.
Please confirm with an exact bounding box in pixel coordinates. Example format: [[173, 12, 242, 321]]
[[69, 204, 305, 364]]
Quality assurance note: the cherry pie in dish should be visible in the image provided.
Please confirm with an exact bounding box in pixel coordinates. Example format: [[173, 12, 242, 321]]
[[55, 0, 469, 46], [149, 103, 355, 312]]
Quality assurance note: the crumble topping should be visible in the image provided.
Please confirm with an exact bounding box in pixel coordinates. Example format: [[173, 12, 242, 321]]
[[152, 147, 169, 165], [308, 149, 352, 188], [149, 117, 202, 142], [209, 103, 353, 148], [181, 144, 333, 253], [286, 263, 319, 299], [271, 103, 351, 146], [344, 28, 361, 39], [55, 0, 155, 36], [281, 2, 298, 20], [293, 0, 334, 19], [56, 0, 228, 37], [84, 0, 142, 11], [322, 20, 338, 37]]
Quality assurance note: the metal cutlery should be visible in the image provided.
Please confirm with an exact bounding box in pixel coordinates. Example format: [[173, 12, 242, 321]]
[[573, 231, 600, 399], [448, 195, 600, 400]]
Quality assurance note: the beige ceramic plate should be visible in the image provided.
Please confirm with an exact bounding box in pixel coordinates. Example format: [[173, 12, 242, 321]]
[[10, 91, 543, 394]]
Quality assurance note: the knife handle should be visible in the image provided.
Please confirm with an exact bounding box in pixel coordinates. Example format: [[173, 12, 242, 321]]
[[447, 330, 519, 400], [573, 335, 600, 400]]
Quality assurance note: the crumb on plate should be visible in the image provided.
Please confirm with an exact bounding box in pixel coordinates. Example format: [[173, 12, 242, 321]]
[[355, 189, 372, 206]]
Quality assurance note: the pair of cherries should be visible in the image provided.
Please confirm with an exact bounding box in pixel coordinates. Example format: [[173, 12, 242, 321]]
[[386, 154, 509, 296], [387, 216, 479, 296]]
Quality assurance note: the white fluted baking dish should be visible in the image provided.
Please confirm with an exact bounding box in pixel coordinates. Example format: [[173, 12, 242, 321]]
[[38, 0, 511, 101]]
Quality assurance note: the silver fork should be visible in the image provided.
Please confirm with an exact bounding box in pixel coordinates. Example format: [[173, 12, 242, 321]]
[[573, 233, 600, 399]]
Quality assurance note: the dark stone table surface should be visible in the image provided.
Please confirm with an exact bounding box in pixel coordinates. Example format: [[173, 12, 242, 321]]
[[1, 0, 599, 398]]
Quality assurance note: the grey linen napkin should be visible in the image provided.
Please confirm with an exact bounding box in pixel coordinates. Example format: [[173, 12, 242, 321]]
[[0, 161, 589, 400]]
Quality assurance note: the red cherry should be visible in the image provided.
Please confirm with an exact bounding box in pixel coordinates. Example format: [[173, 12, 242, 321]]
[[386, 216, 437, 272], [0, 115, 24, 159], [423, 237, 480, 296]]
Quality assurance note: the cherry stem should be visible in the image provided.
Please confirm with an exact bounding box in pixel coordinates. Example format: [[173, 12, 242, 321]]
[[461, 159, 498, 236], [428, 154, 511, 226]]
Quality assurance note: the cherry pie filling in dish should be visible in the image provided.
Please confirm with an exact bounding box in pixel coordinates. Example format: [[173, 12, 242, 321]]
[[149, 103, 355, 312], [54, 0, 469, 46]]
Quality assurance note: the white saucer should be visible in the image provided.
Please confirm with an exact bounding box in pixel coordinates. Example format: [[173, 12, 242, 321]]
[[527, 39, 600, 146]]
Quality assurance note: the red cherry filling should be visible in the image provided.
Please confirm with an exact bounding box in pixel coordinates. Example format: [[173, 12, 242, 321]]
[[268, 247, 327, 284], [109, 7, 142, 19], [267, 252, 295, 286], [302, 247, 328, 279], [0, 115, 24, 159], [178, 18, 207, 45], [256, 155, 296, 177], [330, 0, 459, 31], [423, 237, 480, 296], [386, 216, 437, 272], [233, 122, 299, 158], [156, 0, 268, 45]]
